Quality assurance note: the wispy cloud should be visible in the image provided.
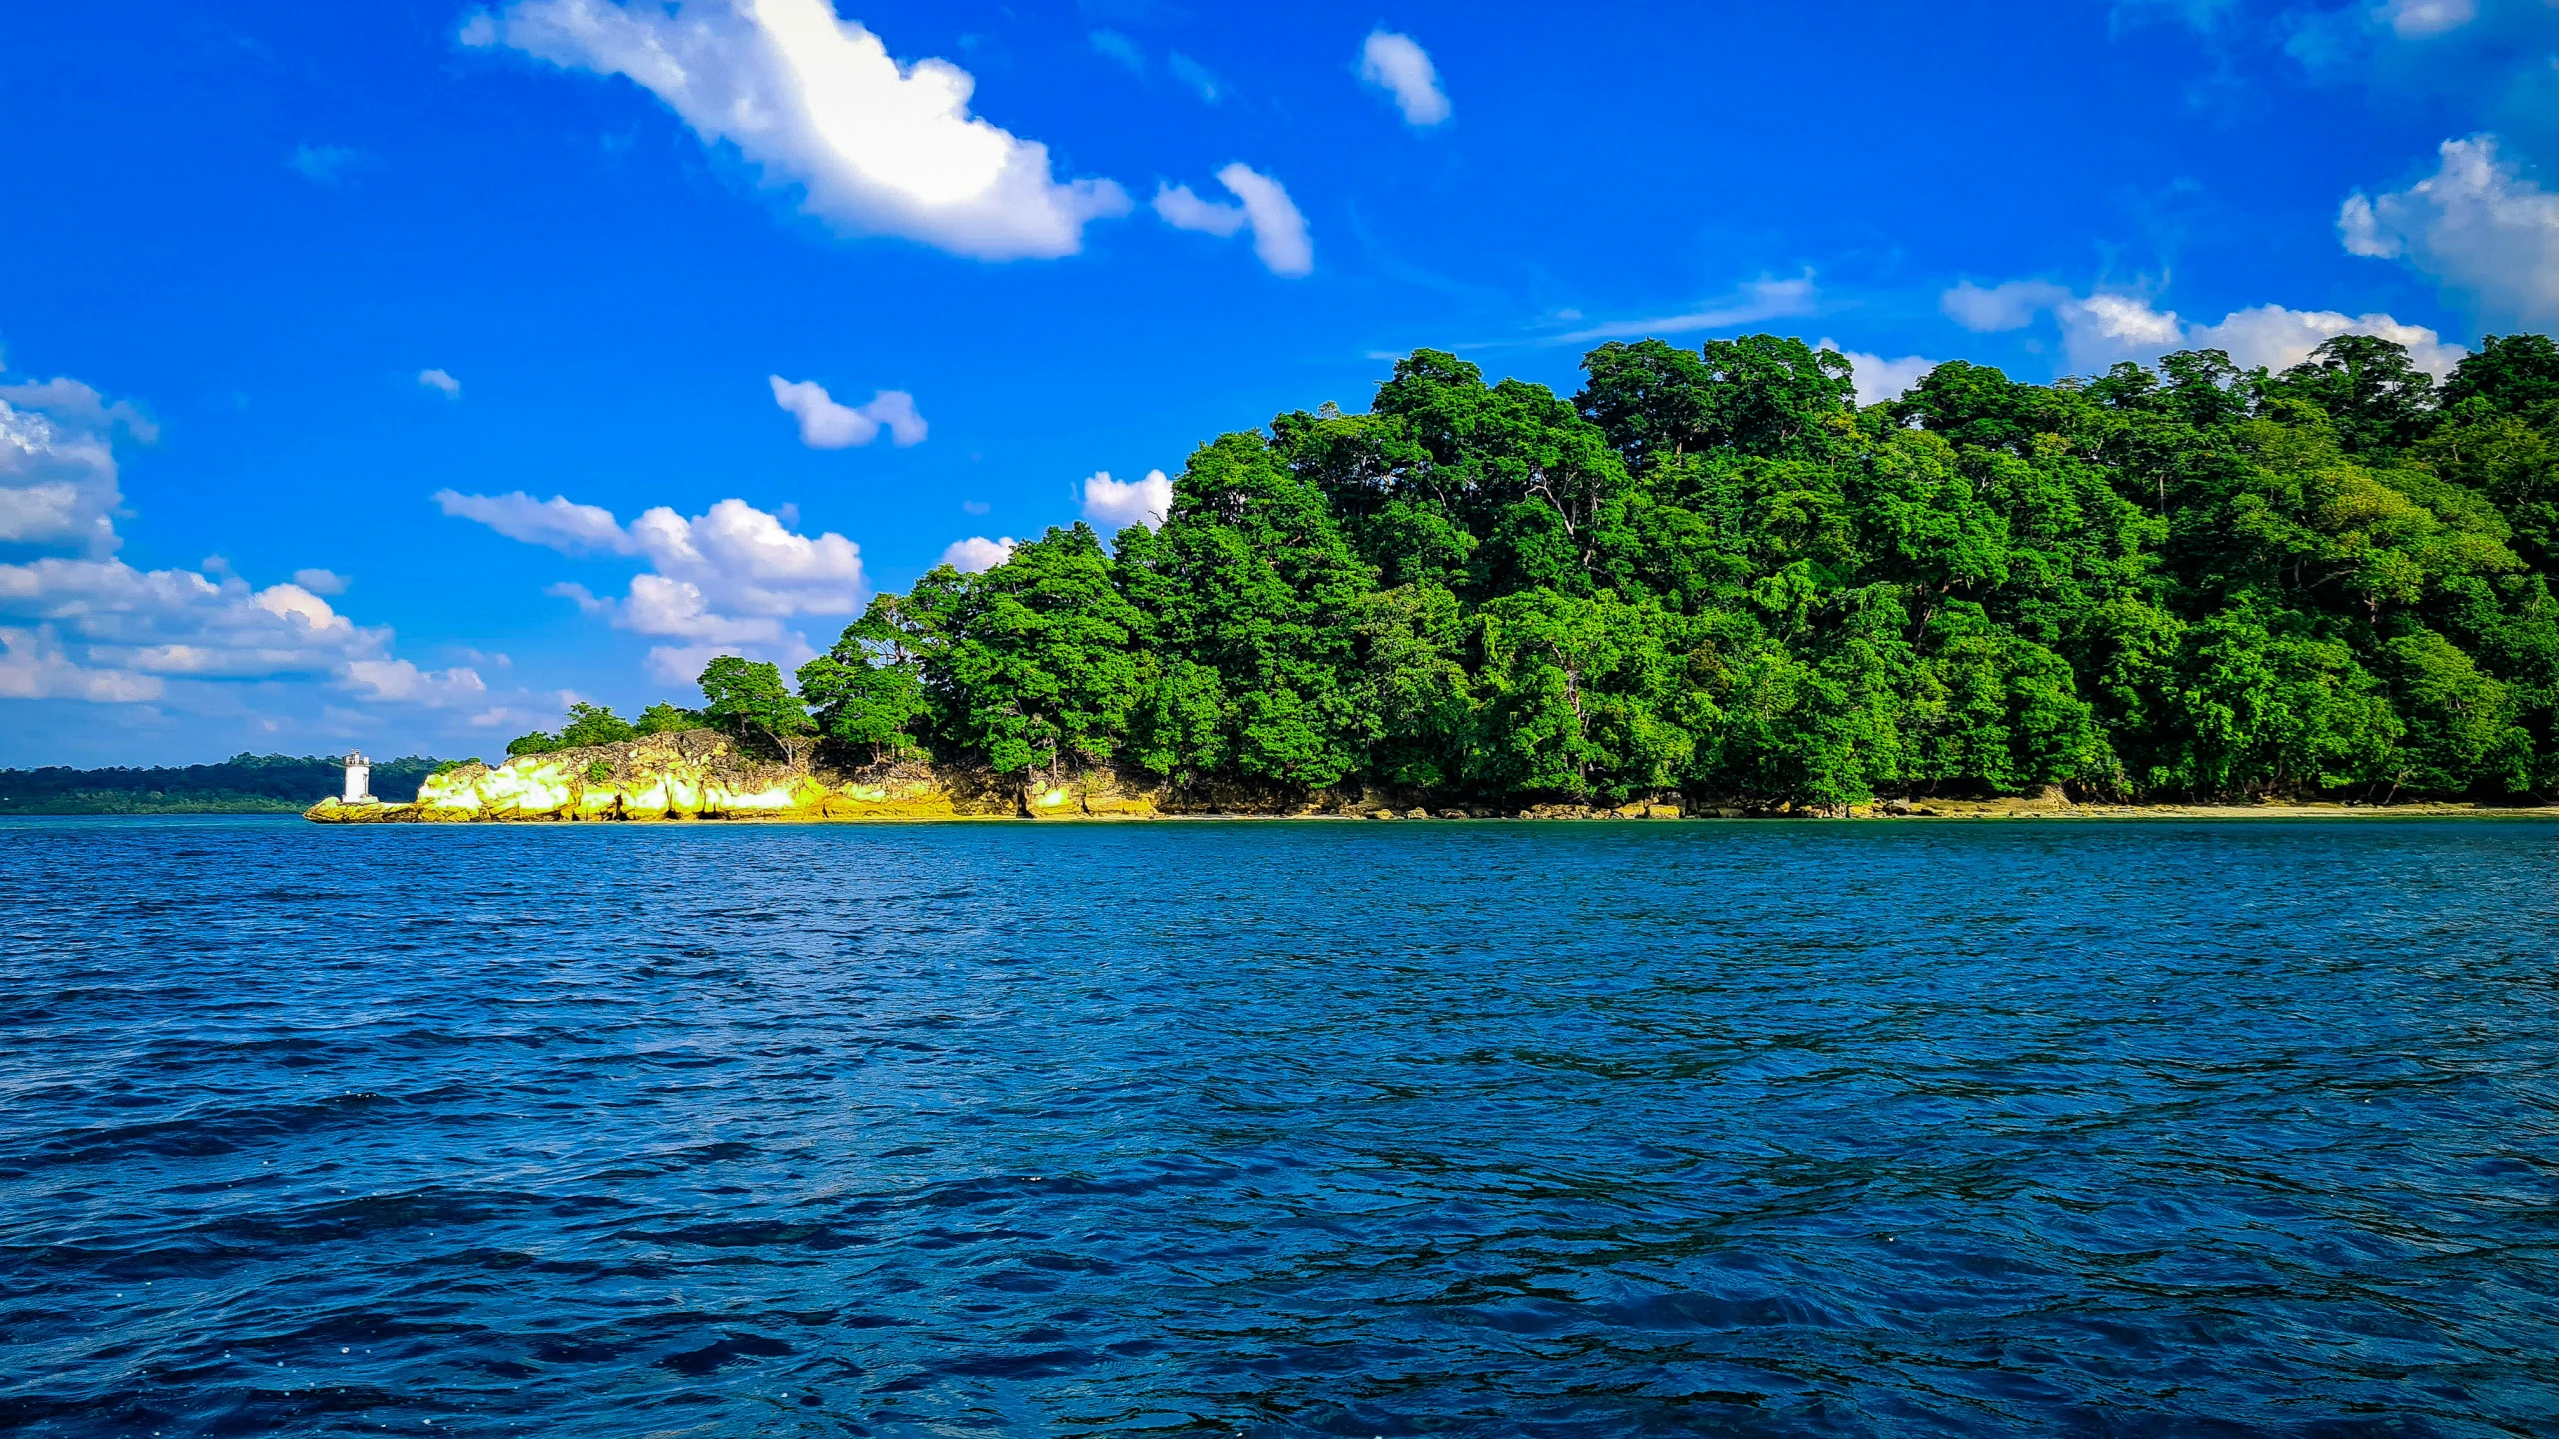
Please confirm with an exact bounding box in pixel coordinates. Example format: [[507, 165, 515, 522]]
[[1089, 28, 1143, 72], [290, 143, 372, 185], [1552, 274, 1820, 344]]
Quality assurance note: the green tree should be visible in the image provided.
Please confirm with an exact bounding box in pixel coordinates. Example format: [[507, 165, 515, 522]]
[[697, 656, 816, 767], [915, 524, 1149, 781], [798, 596, 933, 765], [634, 701, 707, 735], [557, 702, 635, 749], [1119, 431, 1376, 787]]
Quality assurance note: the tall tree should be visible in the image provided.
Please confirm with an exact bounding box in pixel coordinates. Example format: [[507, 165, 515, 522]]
[[697, 657, 816, 767]]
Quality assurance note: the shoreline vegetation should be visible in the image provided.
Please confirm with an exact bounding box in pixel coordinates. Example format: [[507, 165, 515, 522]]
[[326, 329, 2559, 823], [2, 755, 439, 816], [310, 730, 2557, 824]]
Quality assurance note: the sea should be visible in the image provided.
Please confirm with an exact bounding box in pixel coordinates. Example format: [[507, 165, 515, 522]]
[[2, 815, 2554, 1437]]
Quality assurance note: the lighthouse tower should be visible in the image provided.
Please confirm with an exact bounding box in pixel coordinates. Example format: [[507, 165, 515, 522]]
[[341, 751, 376, 804]]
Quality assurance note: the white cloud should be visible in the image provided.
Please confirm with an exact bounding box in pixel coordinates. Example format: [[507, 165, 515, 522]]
[[433, 488, 635, 553], [640, 643, 751, 688], [1556, 275, 1819, 344], [1941, 279, 2073, 332], [1082, 469, 1171, 532], [447, 490, 866, 678], [1821, 343, 1938, 406], [0, 366, 474, 720], [470, 0, 1130, 261], [2379, 0, 2476, 38], [2340, 134, 2559, 325], [0, 563, 388, 679], [0, 626, 162, 702], [342, 659, 488, 706], [768, 375, 928, 448], [940, 535, 1016, 572], [0, 377, 158, 442], [2185, 304, 2467, 378], [1943, 281, 2467, 378], [0, 381, 145, 558], [293, 568, 351, 595], [1358, 30, 1451, 126], [418, 368, 462, 397], [545, 580, 615, 616], [2058, 293, 2189, 370], [1152, 183, 1247, 238], [1154, 164, 1312, 276]]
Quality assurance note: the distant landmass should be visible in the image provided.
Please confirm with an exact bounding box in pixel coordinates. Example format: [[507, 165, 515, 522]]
[[0, 754, 447, 815]]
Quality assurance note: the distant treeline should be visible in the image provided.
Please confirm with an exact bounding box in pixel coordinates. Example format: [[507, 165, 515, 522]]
[[555, 331, 2559, 808], [0, 754, 444, 814]]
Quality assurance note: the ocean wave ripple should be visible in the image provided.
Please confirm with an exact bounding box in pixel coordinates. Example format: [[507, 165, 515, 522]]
[[1, 817, 2555, 1437]]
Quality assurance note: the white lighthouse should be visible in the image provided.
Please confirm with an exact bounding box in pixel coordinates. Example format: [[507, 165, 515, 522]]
[[341, 751, 376, 804]]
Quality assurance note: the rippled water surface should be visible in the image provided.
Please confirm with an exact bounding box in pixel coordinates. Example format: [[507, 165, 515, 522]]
[[4, 816, 2557, 1437]]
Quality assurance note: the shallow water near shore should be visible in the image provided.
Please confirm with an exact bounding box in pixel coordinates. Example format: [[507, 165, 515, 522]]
[[3, 815, 2555, 1437]]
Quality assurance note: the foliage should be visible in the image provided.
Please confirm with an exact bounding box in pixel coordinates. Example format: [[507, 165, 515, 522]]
[[796, 596, 932, 765], [557, 703, 634, 748], [634, 701, 707, 735], [754, 329, 2559, 806], [0, 754, 445, 813], [508, 697, 705, 757], [697, 656, 817, 766]]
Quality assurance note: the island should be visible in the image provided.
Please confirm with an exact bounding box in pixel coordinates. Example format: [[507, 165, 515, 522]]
[[324, 332, 2559, 822]]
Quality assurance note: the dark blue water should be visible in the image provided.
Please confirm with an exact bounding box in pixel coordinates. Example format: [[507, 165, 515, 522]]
[[3, 817, 2556, 1437]]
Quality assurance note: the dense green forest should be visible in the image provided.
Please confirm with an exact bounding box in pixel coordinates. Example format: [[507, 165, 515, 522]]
[[544, 331, 2559, 808], [0, 754, 442, 814]]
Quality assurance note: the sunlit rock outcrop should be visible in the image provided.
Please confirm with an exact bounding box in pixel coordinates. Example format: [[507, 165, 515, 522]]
[[303, 727, 1705, 823]]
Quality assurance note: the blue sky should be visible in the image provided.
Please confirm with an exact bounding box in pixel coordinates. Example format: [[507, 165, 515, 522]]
[[4, 0, 2554, 764]]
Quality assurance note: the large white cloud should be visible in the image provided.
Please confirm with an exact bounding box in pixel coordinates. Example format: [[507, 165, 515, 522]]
[[1082, 469, 1171, 532], [1153, 164, 1313, 276], [1939, 281, 2466, 378], [468, 0, 1130, 260], [2185, 304, 2469, 377], [1358, 30, 1451, 126], [2341, 134, 2559, 326], [0, 371, 482, 720], [768, 376, 927, 448], [0, 382, 133, 558], [442, 490, 865, 682], [0, 626, 162, 702]]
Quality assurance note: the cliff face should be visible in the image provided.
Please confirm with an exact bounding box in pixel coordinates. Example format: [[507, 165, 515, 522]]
[[302, 729, 1648, 823]]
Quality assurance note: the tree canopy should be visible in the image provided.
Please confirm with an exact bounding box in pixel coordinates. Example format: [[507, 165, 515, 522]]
[[580, 330, 2559, 809]]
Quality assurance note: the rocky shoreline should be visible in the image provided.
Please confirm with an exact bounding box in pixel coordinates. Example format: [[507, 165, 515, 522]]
[[300, 731, 2557, 824]]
